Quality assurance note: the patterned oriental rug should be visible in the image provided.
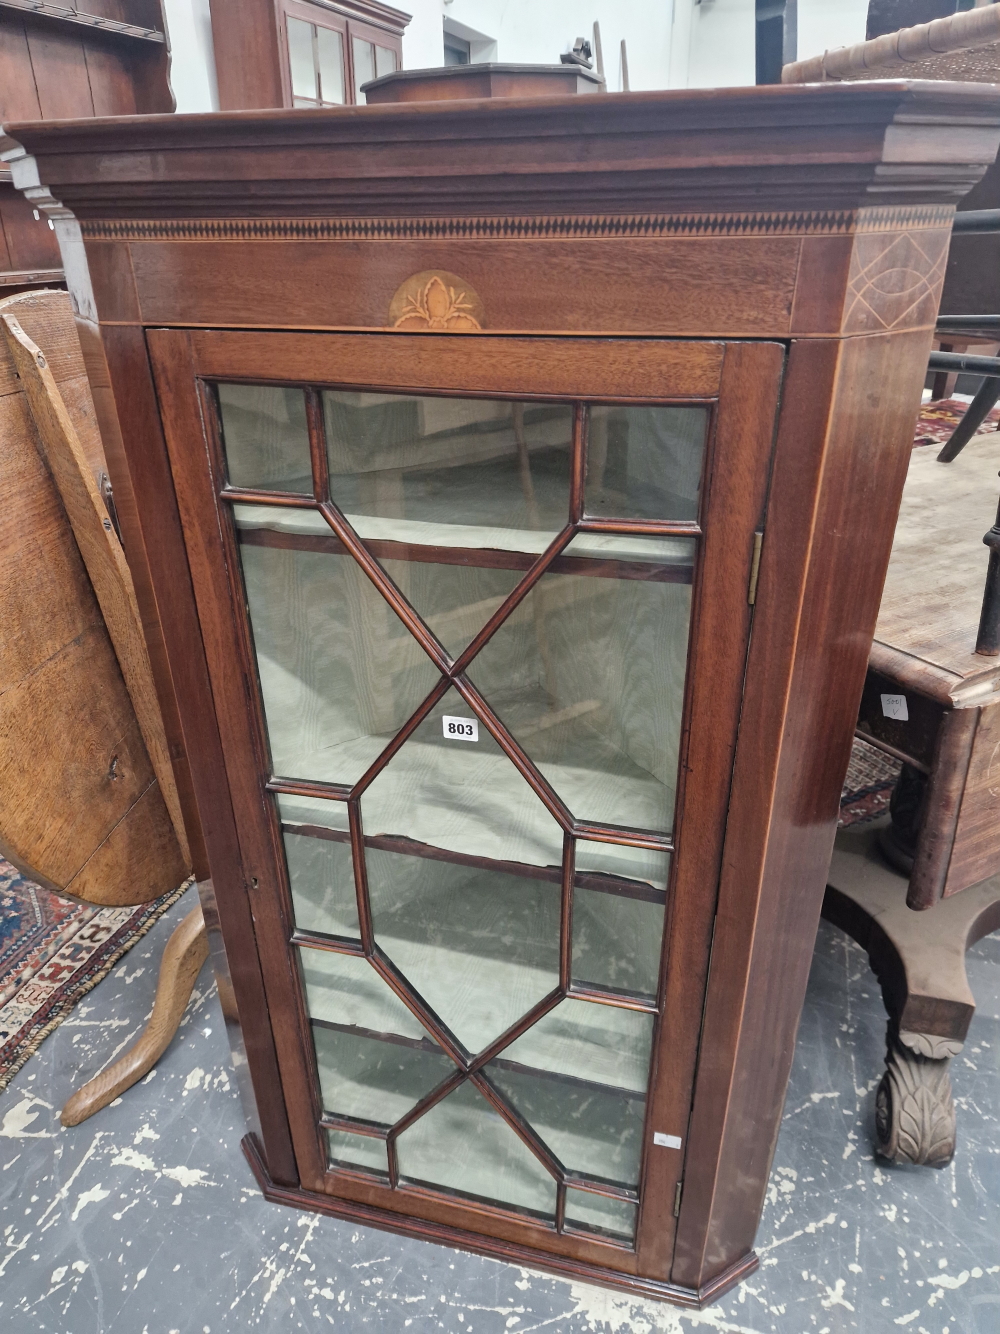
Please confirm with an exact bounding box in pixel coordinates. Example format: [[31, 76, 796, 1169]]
[[913, 395, 1000, 449], [0, 861, 189, 1092]]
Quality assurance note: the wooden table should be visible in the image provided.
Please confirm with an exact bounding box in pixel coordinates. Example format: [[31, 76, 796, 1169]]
[[828, 431, 1000, 1165]]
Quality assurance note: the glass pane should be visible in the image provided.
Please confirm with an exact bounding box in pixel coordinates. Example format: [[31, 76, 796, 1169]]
[[302, 948, 454, 1126], [217, 384, 311, 492], [282, 826, 359, 940], [396, 1079, 556, 1217], [322, 393, 572, 547], [378, 556, 524, 659], [326, 1129, 388, 1175], [501, 999, 653, 1095], [360, 684, 564, 874], [316, 25, 345, 104], [287, 16, 317, 101], [565, 1188, 636, 1241], [367, 844, 559, 1055], [487, 1060, 646, 1186], [292, 96, 319, 108], [574, 839, 669, 890], [352, 36, 375, 101], [375, 44, 396, 77], [572, 873, 665, 1000], [234, 505, 441, 783], [586, 405, 708, 522], [312, 1022, 453, 1125], [301, 947, 427, 1041], [467, 535, 695, 833]]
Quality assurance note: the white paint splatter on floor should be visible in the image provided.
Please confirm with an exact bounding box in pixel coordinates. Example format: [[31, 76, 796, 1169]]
[[0, 888, 997, 1333]]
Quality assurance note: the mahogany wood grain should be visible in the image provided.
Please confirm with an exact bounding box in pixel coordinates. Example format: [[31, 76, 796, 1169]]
[[673, 328, 935, 1289], [11, 79, 999, 1306], [98, 322, 298, 1186], [185, 331, 724, 401], [243, 1133, 759, 1306], [364, 65, 603, 105], [638, 341, 783, 1281], [72, 309, 208, 877]]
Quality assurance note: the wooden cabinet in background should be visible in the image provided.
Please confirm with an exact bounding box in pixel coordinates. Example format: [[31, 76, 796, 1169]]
[[0, 3, 173, 295], [209, 0, 407, 111], [4, 76, 999, 1306]]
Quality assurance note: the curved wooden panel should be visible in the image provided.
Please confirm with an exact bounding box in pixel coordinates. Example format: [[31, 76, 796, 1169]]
[[0, 289, 184, 904]]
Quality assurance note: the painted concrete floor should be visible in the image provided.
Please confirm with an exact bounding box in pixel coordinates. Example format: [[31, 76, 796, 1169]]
[[1, 875, 998, 1333]]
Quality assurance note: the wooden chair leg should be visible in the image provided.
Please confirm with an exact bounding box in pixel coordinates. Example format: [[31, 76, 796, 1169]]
[[60, 904, 209, 1126]]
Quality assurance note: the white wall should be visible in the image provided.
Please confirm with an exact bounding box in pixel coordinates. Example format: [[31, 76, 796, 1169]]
[[159, 0, 872, 110], [403, 0, 673, 93], [796, 0, 869, 67], [683, 0, 755, 89], [162, 0, 219, 112]]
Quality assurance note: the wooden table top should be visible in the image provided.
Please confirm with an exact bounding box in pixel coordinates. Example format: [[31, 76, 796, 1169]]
[[873, 428, 1000, 704]]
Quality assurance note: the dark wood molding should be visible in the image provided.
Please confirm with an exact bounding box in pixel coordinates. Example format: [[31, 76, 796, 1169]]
[[4, 83, 1000, 221], [242, 1133, 760, 1308]]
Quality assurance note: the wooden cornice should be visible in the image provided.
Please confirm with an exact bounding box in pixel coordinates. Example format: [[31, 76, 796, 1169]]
[[3, 80, 1000, 221]]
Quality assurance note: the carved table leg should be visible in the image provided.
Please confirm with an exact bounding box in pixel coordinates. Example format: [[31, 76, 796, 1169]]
[[61, 905, 209, 1127], [874, 1023, 959, 1167], [823, 821, 1000, 1167]]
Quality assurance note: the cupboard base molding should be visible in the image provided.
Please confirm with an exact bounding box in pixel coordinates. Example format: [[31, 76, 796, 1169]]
[[241, 1135, 759, 1308]]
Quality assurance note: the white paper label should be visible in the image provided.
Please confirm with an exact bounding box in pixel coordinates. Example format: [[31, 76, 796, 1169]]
[[442, 715, 479, 742], [880, 693, 908, 722], [653, 1133, 683, 1150]]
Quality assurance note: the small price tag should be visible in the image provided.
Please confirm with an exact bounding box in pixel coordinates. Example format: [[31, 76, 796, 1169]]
[[881, 693, 908, 722], [442, 715, 478, 743], [653, 1133, 683, 1150]]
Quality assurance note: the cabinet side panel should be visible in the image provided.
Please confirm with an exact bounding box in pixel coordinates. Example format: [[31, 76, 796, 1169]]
[[637, 341, 783, 1279], [672, 327, 934, 1287], [100, 322, 298, 1187]]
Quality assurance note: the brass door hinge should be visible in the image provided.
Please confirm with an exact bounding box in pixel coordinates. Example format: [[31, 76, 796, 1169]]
[[673, 1180, 683, 1218], [748, 530, 764, 605]]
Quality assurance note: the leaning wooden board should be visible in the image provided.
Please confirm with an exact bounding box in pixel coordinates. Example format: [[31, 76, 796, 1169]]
[[0, 287, 186, 905]]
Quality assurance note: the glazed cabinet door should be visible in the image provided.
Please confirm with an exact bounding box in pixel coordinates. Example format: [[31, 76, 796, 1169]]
[[147, 330, 783, 1286]]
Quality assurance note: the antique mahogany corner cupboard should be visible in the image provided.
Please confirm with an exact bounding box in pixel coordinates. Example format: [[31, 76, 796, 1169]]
[[5, 78, 999, 1305]]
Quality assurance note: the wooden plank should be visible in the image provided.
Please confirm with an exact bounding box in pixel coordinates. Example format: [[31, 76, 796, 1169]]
[[0, 626, 157, 887], [0, 185, 61, 271], [1, 311, 190, 867], [23, 22, 95, 118], [0, 390, 100, 691], [0, 18, 42, 121], [82, 40, 137, 117], [189, 329, 725, 400], [64, 775, 187, 906]]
